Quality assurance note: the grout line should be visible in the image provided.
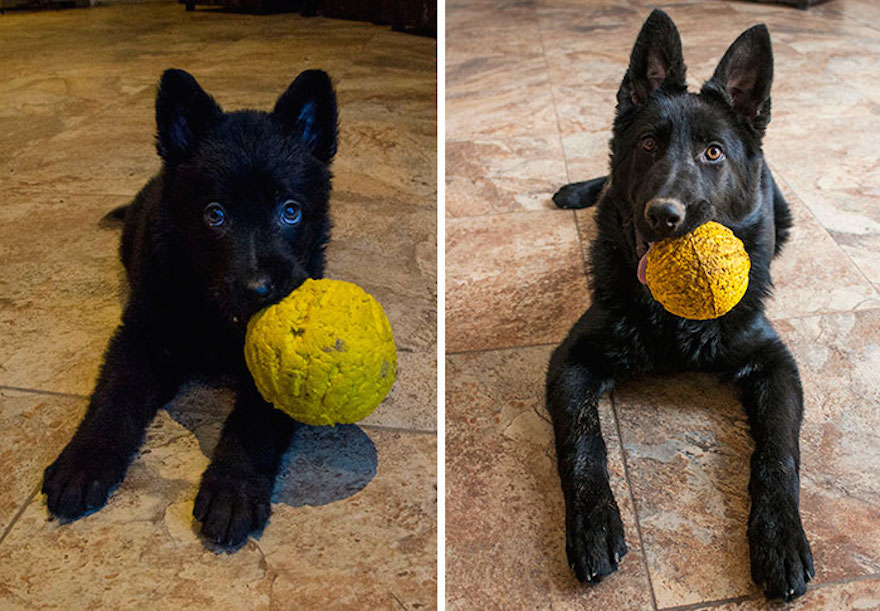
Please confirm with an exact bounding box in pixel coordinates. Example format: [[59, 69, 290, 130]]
[[609, 390, 659, 611], [0, 385, 437, 434], [533, 4, 595, 291], [0, 385, 88, 400], [658, 571, 880, 611], [359, 423, 437, 436], [0, 482, 40, 548], [446, 340, 559, 356]]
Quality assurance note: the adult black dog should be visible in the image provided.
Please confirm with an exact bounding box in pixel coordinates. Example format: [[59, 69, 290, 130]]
[[546, 10, 814, 601], [42, 69, 337, 547]]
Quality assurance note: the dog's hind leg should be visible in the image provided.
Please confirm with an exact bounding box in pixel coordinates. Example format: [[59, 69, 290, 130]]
[[725, 324, 814, 601], [42, 316, 181, 519], [546, 306, 628, 584], [194, 381, 297, 547], [553, 176, 607, 209]]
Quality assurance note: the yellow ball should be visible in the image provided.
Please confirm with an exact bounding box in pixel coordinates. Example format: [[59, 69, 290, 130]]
[[646, 221, 750, 320], [244, 278, 397, 426]]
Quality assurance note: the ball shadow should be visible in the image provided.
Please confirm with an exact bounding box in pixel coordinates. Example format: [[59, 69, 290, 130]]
[[164, 379, 378, 509]]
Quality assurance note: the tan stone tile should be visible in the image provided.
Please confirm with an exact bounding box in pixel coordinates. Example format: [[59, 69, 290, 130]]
[[0, 403, 436, 609], [446, 11, 567, 217], [0, 389, 86, 535], [361, 350, 436, 431], [0, 191, 125, 395], [326, 193, 436, 354], [3, 95, 160, 196], [612, 309, 880, 607], [446, 210, 591, 353], [446, 137, 568, 217], [0, 76, 152, 163], [712, 576, 880, 610], [765, 180, 880, 319], [446, 346, 654, 609]]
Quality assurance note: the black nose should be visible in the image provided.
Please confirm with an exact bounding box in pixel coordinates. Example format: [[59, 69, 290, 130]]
[[244, 275, 275, 303], [645, 198, 685, 236]]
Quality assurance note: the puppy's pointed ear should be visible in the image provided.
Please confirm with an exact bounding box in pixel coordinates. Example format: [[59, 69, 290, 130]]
[[155, 69, 222, 164], [273, 70, 338, 164], [702, 25, 773, 134], [617, 9, 687, 110]]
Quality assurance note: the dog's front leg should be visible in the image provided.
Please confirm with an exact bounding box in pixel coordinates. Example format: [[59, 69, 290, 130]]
[[546, 308, 627, 584], [732, 333, 814, 601], [194, 381, 296, 547], [43, 320, 179, 519]]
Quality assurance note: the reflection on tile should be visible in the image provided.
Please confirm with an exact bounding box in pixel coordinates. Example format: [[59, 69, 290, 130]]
[[0, 406, 436, 610], [446, 210, 591, 353], [613, 310, 880, 608], [446, 346, 654, 609]]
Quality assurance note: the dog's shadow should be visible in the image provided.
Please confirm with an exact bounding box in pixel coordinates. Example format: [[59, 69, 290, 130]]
[[164, 379, 378, 508]]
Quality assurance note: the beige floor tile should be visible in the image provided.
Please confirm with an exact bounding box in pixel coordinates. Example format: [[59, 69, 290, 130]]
[[446, 210, 591, 353], [0, 389, 86, 535], [758, 180, 879, 319], [0, 191, 125, 395], [711, 576, 880, 610], [612, 310, 880, 608], [0, 398, 435, 609], [446, 346, 654, 610]]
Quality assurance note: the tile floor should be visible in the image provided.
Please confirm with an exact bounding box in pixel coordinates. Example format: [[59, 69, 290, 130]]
[[0, 3, 436, 609], [446, 0, 880, 608]]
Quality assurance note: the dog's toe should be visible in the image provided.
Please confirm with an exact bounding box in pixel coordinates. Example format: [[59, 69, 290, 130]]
[[194, 467, 272, 548], [749, 510, 813, 601], [566, 498, 627, 585], [43, 445, 126, 520]]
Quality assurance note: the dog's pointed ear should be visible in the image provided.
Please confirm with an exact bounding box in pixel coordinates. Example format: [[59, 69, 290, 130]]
[[273, 70, 338, 164], [617, 9, 687, 109], [703, 25, 773, 134], [155, 69, 222, 164]]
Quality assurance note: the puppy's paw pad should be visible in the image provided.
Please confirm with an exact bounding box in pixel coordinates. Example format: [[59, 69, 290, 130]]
[[194, 469, 272, 548], [42, 446, 127, 520], [566, 499, 628, 584]]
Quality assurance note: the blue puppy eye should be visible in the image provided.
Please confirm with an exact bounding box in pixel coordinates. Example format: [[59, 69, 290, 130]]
[[203, 202, 226, 227], [280, 200, 302, 225]]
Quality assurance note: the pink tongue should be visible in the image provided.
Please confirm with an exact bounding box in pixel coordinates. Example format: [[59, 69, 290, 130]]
[[637, 252, 648, 285]]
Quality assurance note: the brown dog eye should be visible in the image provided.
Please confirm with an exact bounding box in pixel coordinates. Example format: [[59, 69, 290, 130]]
[[641, 136, 656, 152], [705, 145, 724, 161]]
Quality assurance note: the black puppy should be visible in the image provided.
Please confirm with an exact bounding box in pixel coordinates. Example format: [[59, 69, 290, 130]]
[[546, 10, 813, 601], [43, 69, 337, 547]]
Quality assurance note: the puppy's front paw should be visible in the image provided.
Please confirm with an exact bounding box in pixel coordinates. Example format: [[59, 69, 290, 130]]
[[193, 467, 272, 547], [566, 495, 628, 584], [749, 508, 814, 601], [42, 444, 128, 520]]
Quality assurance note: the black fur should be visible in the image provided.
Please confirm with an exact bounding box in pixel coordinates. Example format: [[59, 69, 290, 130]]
[[546, 10, 812, 601], [43, 69, 338, 548]]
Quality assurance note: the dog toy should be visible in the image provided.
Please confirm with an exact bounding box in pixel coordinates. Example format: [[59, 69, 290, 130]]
[[244, 279, 397, 426], [642, 221, 750, 320]]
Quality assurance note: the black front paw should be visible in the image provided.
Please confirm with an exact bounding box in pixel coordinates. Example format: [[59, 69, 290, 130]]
[[749, 507, 814, 601], [566, 493, 628, 584], [193, 466, 273, 547], [42, 444, 128, 520]]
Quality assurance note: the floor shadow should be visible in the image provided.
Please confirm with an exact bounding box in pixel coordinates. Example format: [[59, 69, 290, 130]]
[[163, 379, 377, 508]]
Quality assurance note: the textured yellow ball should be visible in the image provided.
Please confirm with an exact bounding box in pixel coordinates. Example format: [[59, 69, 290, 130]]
[[244, 279, 397, 426], [645, 221, 750, 320]]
